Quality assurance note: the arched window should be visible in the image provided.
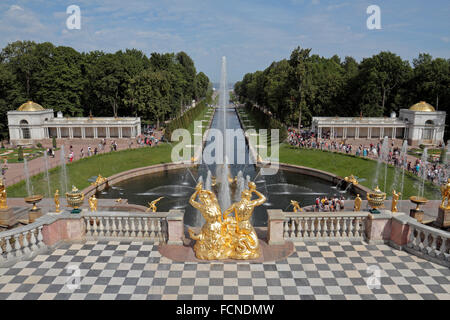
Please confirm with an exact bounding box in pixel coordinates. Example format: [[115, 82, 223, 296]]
[[20, 120, 31, 139], [422, 120, 435, 141]]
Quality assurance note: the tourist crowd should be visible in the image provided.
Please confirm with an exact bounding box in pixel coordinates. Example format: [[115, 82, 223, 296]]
[[314, 196, 345, 212], [288, 128, 449, 186]]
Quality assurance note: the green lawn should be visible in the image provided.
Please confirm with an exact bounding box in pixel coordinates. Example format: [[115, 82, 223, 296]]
[[280, 144, 441, 200], [0, 147, 57, 163], [7, 144, 173, 198]]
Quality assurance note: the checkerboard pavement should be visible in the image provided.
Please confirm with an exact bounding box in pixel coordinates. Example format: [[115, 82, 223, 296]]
[[0, 240, 449, 300]]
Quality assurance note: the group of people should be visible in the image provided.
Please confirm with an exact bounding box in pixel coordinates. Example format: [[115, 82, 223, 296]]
[[314, 196, 345, 212], [137, 134, 159, 147], [288, 128, 449, 187]]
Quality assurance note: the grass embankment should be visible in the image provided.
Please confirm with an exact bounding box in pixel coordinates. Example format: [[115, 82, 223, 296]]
[[7, 98, 215, 198], [280, 144, 441, 200]]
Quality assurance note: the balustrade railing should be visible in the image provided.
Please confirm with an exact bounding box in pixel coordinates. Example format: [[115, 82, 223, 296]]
[[83, 212, 168, 243], [406, 219, 450, 267], [282, 212, 368, 241], [0, 222, 46, 263]]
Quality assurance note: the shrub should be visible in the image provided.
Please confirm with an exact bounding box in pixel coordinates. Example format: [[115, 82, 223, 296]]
[[17, 146, 24, 162], [439, 147, 446, 164], [36, 142, 43, 148], [52, 136, 57, 148]]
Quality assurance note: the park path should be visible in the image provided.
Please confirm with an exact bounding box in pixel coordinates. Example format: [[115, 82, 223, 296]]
[[2, 134, 162, 187]]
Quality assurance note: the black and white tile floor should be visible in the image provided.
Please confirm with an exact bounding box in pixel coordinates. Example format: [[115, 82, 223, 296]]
[[0, 240, 449, 300]]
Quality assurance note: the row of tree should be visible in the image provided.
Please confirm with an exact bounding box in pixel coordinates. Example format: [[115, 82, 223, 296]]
[[0, 41, 211, 138], [234, 46, 450, 132]]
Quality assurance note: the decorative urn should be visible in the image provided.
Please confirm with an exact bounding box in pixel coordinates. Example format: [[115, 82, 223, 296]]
[[66, 186, 85, 214], [409, 196, 428, 210], [367, 186, 386, 213], [24, 194, 43, 212]]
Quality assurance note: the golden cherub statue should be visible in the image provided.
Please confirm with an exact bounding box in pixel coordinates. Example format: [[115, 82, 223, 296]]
[[54, 189, 61, 213], [440, 178, 450, 210], [88, 194, 98, 212], [0, 177, 8, 210], [146, 197, 164, 213], [391, 190, 401, 213], [354, 194, 362, 212], [290, 200, 303, 212]]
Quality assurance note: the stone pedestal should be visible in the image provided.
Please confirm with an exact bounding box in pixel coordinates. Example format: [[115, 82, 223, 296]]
[[28, 209, 43, 223], [435, 207, 450, 228], [0, 207, 16, 226], [166, 209, 184, 245], [410, 209, 424, 223], [267, 209, 285, 245]]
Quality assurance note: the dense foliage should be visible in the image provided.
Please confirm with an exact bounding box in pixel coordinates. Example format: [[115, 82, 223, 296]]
[[234, 46, 450, 134], [0, 41, 210, 138]]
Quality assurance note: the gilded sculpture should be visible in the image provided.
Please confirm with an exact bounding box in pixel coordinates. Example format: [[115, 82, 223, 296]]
[[440, 178, 450, 209], [188, 181, 265, 260], [223, 182, 265, 260], [290, 200, 303, 212], [88, 194, 98, 212], [146, 197, 164, 212], [354, 194, 362, 212], [0, 178, 7, 210], [91, 174, 108, 187], [344, 175, 359, 185], [54, 189, 61, 213], [391, 190, 401, 213], [188, 182, 232, 260]]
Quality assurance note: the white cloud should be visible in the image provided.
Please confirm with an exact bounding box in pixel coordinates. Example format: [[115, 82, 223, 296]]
[[9, 5, 24, 11]]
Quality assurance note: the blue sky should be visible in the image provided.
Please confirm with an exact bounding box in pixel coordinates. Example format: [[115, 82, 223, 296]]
[[0, 0, 449, 83]]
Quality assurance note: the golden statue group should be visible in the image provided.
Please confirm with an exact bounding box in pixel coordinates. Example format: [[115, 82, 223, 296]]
[[188, 181, 266, 260]]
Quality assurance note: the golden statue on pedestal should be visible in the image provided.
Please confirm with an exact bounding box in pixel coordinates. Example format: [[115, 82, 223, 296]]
[[440, 178, 450, 209], [290, 200, 303, 212], [188, 181, 265, 260], [0, 178, 8, 210], [54, 189, 61, 213], [146, 197, 164, 212], [88, 194, 98, 212], [391, 190, 401, 213], [354, 194, 362, 212]]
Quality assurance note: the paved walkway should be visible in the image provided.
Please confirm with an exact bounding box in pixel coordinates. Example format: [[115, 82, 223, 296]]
[[0, 240, 448, 300], [2, 135, 162, 187]]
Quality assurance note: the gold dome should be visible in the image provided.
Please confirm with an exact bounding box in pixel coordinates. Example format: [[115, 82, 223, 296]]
[[409, 101, 436, 112], [17, 101, 45, 112]]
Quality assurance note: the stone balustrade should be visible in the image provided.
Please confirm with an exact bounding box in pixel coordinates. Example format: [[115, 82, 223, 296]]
[[268, 209, 369, 244], [284, 212, 368, 241], [406, 218, 450, 267], [83, 211, 169, 243], [0, 221, 46, 266], [0, 209, 184, 266]]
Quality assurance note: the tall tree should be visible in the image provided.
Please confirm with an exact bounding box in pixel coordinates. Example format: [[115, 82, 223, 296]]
[[289, 46, 312, 131]]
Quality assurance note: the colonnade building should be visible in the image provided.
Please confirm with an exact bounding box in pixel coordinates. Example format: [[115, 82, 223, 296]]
[[311, 102, 446, 146], [7, 101, 141, 146]]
